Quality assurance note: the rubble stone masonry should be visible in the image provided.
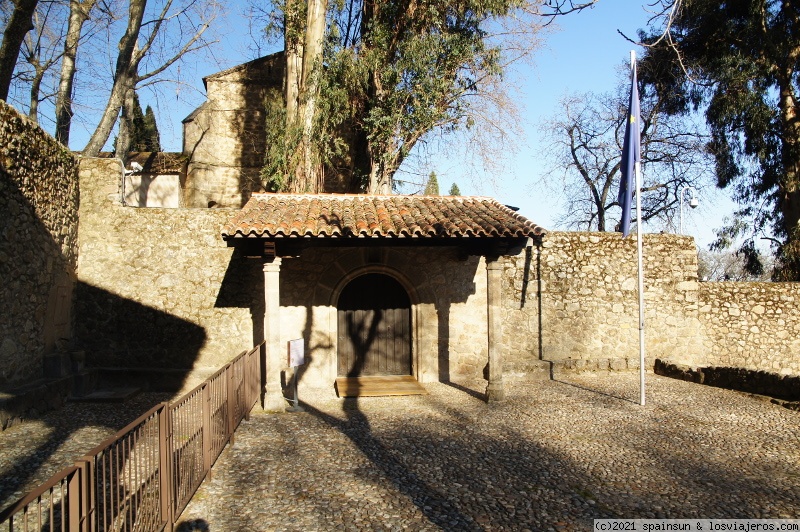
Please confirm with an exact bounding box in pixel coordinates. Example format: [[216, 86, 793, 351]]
[[0, 101, 79, 384], [500, 232, 706, 378], [74, 157, 800, 386], [698, 282, 800, 375], [76, 158, 255, 383], [3, 103, 798, 391]]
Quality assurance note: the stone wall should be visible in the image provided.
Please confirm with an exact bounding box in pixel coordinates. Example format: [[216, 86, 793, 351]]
[[74, 157, 800, 395], [76, 158, 258, 386], [0, 101, 79, 385], [501, 232, 705, 377], [697, 283, 800, 375]]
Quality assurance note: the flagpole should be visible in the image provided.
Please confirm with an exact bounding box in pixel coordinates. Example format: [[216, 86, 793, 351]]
[[631, 50, 646, 406]]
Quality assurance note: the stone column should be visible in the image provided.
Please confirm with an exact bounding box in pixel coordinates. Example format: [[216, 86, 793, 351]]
[[485, 256, 505, 401], [263, 258, 285, 411]]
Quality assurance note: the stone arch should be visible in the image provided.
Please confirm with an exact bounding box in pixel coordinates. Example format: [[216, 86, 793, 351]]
[[310, 248, 439, 382], [336, 272, 412, 377]]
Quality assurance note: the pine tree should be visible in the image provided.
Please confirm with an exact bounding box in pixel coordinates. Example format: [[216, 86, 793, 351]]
[[642, 0, 800, 279], [129, 94, 147, 151], [424, 172, 440, 195], [143, 105, 161, 152], [115, 94, 161, 153], [449, 183, 460, 196]]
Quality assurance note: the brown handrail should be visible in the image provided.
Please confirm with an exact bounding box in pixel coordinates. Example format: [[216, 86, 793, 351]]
[[0, 464, 86, 527], [0, 342, 264, 532]]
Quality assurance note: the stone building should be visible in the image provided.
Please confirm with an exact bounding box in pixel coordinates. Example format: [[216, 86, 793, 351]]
[[220, 193, 544, 407], [181, 54, 283, 208], [3, 78, 800, 428]]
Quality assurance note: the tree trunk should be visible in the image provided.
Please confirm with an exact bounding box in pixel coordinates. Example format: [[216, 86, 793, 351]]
[[56, 0, 97, 146], [777, 67, 800, 278], [283, 0, 303, 130], [282, 0, 326, 193], [115, 82, 136, 165], [82, 0, 146, 157], [27, 62, 44, 124], [0, 0, 40, 100], [295, 0, 327, 192]]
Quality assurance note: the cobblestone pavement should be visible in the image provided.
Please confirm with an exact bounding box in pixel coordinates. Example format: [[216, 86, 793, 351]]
[[175, 374, 800, 532], [0, 392, 173, 510]]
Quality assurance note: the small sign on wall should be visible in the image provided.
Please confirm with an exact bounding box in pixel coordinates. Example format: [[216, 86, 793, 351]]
[[288, 338, 305, 367]]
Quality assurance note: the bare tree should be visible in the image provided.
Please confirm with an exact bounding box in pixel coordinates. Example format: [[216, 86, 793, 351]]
[[698, 248, 773, 282], [55, 0, 100, 144], [0, 0, 40, 100], [82, 0, 217, 158], [540, 67, 713, 232], [17, 1, 71, 125]]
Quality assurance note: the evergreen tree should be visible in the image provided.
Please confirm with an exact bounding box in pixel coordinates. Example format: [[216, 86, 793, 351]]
[[115, 94, 161, 153], [641, 0, 800, 279], [424, 172, 440, 196], [128, 93, 147, 151], [260, 0, 597, 193], [143, 104, 161, 152], [449, 183, 461, 196]]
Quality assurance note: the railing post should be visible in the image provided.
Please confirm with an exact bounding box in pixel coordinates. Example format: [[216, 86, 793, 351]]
[[79, 457, 96, 532], [159, 403, 174, 532], [202, 383, 212, 473], [68, 462, 85, 531], [245, 349, 254, 421], [227, 362, 236, 445]]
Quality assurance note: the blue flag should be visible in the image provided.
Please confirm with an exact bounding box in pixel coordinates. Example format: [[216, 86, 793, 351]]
[[618, 60, 641, 238]]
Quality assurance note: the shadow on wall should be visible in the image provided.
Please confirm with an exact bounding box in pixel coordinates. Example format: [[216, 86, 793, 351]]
[[74, 282, 207, 391], [300, 247, 482, 386], [0, 287, 211, 515], [183, 56, 284, 208], [214, 248, 265, 348]]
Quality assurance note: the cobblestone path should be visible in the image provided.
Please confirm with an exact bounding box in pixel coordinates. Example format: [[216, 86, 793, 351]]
[[175, 374, 800, 531]]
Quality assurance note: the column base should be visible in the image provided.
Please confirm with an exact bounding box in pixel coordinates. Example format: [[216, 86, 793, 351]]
[[485, 382, 505, 402], [262, 388, 287, 412]]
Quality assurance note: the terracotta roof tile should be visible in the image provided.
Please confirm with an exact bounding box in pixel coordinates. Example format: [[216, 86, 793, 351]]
[[222, 194, 545, 240], [95, 152, 186, 173]]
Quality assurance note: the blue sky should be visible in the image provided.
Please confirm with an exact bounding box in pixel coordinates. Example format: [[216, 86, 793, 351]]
[[124, 0, 736, 248], [431, 0, 735, 249]]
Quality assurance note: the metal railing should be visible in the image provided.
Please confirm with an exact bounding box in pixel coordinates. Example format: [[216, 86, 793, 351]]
[[0, 343, 263, 532]]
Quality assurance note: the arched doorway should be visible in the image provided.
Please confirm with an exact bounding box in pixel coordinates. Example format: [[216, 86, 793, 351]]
[[337, 273, 412, 377]]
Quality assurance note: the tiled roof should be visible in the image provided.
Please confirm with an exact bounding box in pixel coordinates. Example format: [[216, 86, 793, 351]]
[[95, 152, 186, 173], [222, 193, 546, 239]]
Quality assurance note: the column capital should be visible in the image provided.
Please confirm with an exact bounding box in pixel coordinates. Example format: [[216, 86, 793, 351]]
[[485, 256, 503, 270], [263, 257, 282, 273]]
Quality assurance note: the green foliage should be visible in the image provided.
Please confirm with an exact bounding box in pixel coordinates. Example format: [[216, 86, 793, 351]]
[[129, 95, 147, 151], [263, 0, 529, 191], [339, 0, 512, 185], [449, 182, 461, 196], [424, 172, 439, 195], [260, 88, 296, 192], [143, 105, 161, 152], [115, 93, 161, 153], [641, 0, 800, 279]]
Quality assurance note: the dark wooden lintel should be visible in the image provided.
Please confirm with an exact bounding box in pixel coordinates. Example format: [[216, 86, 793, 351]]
[[224, 235, 538, 258]]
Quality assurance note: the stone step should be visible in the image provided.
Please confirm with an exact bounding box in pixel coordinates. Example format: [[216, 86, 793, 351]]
[[68, 386, 141, 403]]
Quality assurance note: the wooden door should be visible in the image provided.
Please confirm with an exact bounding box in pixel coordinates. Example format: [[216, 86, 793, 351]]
[[337, 273, 411, 377]]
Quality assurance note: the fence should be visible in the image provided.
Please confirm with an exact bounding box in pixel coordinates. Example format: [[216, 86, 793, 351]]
[[0, 343, 262, 532]]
